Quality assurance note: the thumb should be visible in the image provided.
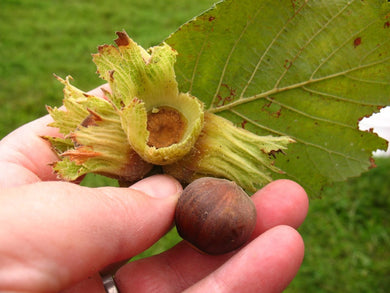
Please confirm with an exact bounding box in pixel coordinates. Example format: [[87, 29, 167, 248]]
[[0, 174, 182, 293]]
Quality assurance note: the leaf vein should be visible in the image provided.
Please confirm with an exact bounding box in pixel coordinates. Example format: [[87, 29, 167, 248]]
[[302, 86, 379, 106], [189, 28, 212, 93], [360, 38, 390, 65], [230, 109, 362, 163], [264, 96, 355, 129], [274, 0, 353, 88], [209, 15, 257, 110], [238, 0, 309, 100], [344, 73, 390, 85], [210, 56, 390, 113], [310, 18, 378, 79]]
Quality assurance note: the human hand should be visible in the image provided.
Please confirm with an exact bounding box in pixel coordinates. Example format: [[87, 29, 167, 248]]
[[0, 86, 308, 293]]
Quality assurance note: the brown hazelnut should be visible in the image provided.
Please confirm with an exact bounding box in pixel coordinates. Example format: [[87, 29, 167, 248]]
[[175, 177, 257, 255]]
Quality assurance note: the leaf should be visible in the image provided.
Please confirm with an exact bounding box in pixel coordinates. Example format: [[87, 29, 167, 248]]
[[166, 0, 390, 196]]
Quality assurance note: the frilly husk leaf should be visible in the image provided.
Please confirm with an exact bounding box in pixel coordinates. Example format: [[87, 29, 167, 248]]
[[93, 31, 204, 165], [164, 112, 295, 193], [46, 76, 152, 181]]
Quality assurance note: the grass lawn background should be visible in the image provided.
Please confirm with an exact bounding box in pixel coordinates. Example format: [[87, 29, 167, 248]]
[[1, 1, 389, 292]]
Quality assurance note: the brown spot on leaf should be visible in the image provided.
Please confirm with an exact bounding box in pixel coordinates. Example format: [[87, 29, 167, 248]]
[[262, 97, 282, 118], [221, 84, 236, 105], [268, 149, 285, 159], [369, 157, 377, 169], [214, 95, 223, 107], [97, 44, 109, 51], [213, 84, 237, 107], [284, 59, 292, 69], [358, 106, 384, 122], [209, 16, 216, 21], [115, 31, 130, 47], [354, 37, 362, 48], [291, 0, 296, 9], [80, 110, 103, 128], [384, 21, 390, 29], [241, 120, 248, 129]]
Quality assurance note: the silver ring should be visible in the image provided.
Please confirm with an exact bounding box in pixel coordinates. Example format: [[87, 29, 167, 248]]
[[101, 274, 120, 293]]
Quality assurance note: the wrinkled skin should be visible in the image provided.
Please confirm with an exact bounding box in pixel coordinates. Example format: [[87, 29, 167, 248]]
[[0, 85, 308, 293]]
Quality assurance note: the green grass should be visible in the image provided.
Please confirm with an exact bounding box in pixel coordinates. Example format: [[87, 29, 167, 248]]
[[132, 157, 390, 293], [0, 0, 216, 138], [1, 1, 389, 292], [286, 157, 390, 293]]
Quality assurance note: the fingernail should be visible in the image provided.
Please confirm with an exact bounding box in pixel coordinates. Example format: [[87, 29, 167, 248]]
[[130, 175, 182, 199]]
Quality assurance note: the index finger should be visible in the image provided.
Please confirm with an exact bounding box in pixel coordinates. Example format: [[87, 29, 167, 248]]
[[113, 179, 309, 292]]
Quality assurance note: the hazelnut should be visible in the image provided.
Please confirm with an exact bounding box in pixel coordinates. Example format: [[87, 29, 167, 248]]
[[175, 177, 257, 255]]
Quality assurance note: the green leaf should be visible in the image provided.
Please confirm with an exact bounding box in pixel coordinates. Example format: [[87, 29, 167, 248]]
[[166, 0, 390, 196]]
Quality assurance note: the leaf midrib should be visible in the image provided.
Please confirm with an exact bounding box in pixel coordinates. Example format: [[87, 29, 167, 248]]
[[208, 0, 310, 110], [208, 56, 390, 114], [203, 0, 388, 114]]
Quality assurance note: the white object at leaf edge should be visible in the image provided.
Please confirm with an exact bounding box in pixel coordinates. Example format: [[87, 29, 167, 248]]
[[359, 106, 390, 157]]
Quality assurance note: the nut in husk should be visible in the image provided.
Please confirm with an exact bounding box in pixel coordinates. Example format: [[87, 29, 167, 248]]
[[93, 31, 204, 165], [46, 31, 293, 193], [46, 32, 204, 181]]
